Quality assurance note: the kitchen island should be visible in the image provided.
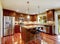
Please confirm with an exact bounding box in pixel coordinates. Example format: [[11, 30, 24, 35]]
[[20, 21, 55, 43]]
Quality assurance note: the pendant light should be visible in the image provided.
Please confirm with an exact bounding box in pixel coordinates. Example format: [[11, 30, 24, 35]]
[[37, 5, 40, 23], [27, 1, 30, 21]]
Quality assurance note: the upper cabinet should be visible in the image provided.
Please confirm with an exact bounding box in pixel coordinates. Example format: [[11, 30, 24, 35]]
[[3, 9, 37, 22], [30, 15, 37, 21], [46, 9, 55, 21], [37, 13, 47, 24]]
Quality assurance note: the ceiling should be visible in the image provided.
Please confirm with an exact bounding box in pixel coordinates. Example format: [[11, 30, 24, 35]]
[[1, 0, 60, 14]]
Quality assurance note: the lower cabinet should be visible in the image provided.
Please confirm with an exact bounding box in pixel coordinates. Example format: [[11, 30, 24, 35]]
[[21, 27, 34, 42], [45, 25, 55, 35]]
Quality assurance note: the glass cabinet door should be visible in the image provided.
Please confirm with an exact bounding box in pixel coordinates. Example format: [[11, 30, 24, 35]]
[[37, 15, 47, 24]]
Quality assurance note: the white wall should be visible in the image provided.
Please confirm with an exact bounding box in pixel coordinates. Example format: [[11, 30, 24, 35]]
[[55, 11, 60, 35], [0, 0, 3, 44], [55, 12, 58, 34]]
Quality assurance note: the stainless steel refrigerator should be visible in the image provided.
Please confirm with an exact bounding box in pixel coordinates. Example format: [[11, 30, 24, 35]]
[[3, 16, 15, 36]]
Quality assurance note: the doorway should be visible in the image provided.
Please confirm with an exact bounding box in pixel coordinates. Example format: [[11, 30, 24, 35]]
[[58, 15, 60, 34]]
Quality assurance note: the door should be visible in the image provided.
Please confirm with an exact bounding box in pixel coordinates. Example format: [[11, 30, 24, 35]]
[[58, 15, 60, 34]]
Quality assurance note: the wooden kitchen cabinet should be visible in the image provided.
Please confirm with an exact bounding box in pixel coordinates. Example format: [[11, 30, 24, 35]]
[[46, 9, 55, 35], [30, 15, 37, 21], [21, 27, 34, 42], [46, 9, 55, 21]]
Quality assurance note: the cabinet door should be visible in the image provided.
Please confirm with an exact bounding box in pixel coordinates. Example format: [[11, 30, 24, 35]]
[[30, 15, 37, 21], [47, 10, 54, 21]]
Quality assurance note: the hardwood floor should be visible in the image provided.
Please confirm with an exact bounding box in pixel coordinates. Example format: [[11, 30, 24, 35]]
[[2, 32, 60, 44], [2, 33, 25, 44], [40, 33, 56, 44]]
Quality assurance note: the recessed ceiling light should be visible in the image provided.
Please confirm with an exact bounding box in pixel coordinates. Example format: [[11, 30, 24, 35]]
[[16, 9, 19, 12], [46, 9, 49, 11]]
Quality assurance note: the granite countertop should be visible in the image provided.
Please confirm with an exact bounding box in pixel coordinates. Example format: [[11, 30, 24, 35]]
[[21, 21, 55, 29], [22, 21, 55, 25], [21, 25, 44, 29]]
